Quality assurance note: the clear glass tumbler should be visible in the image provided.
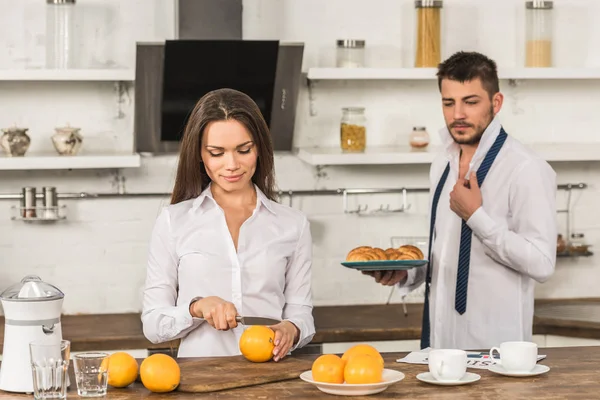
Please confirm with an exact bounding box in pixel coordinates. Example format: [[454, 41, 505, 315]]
[[72, 353, 109, 397], [29, 340, 71, 400]]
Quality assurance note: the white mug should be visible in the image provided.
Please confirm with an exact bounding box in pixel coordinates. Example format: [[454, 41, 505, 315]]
[[489, 341, 537, 372], [428, 349, 467, 382]]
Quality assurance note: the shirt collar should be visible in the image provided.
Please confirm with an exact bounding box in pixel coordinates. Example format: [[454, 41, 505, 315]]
[[191, 182, 276, 215], [438, 116, 502, 172]]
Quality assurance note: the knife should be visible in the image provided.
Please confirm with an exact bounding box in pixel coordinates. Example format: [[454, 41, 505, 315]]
[[235, 316, 280, 326]]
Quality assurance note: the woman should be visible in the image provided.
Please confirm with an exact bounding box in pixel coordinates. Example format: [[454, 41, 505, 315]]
[[141, 88, 315, 360]]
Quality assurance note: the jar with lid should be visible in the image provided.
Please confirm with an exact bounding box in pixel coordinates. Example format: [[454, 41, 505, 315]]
[[46, 0, 77, 69], [525, 0, 554, 67], [336, 39, 365, 68], [569, 233, 590, 255], [409, 126, 430, 149], [414, 0, 443, 68], [340, 107, 367, 152]]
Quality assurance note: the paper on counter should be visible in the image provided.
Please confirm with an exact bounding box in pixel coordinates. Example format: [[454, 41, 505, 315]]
[[396, 347, 547, 370]]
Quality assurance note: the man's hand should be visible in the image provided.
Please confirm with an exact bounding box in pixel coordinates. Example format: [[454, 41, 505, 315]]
[[362, 270, 407, 286], [450, 173, 482, 221]]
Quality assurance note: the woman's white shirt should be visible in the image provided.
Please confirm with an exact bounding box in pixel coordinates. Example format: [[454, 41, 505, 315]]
[[141, 183, 315, 357]]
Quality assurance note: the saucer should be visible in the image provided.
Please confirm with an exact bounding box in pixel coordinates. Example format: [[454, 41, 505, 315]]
[[299, 369, 405, 396], [416, 372, 481, 386], [488, 364, 550, 377]]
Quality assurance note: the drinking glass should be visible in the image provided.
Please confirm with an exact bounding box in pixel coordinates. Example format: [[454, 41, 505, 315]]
[[72, 352, 109, 397], [29, 340, 71, 400]]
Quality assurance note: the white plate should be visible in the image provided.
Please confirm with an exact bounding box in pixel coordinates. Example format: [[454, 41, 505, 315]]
[[299, 369, 405, 396], [416, 372, 481, 386], [488, 364, 550, 377]]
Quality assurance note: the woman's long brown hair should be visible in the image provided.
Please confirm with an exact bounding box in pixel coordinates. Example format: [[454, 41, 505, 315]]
[[170, 88, 276, 205]]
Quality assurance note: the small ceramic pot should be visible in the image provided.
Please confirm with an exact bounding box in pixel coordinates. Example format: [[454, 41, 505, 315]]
[[51, 125, 83, 156], [0, 127, 31, 157]]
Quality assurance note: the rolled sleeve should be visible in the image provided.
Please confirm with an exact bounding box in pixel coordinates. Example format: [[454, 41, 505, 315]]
[[141, 207, 204, 344], [282, 217, 316, 351]]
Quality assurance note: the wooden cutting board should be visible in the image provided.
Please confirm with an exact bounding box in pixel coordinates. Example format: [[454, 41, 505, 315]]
[[176, 355, 315, 393]]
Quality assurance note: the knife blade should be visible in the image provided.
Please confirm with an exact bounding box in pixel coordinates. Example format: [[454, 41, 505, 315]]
[[235, 316, 280, 326]]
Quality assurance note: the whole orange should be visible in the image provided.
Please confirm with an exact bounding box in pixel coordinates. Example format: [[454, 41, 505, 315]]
[[239, 326, 275, 363], [344, 354, 384, 384], [105, 352, 139, 388], [341, 344, 384, 368], [139, 354, 180, 393], [311, 354, 345, 384]]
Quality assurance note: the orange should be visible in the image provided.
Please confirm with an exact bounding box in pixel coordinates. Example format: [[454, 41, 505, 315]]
[[104, 352, 139, 388], [341, 344, 384, 368], [139, 354, 180, 393], [239, 325, 275, 363], [344, 354, 384, 384], [311, 354, 345, 384]]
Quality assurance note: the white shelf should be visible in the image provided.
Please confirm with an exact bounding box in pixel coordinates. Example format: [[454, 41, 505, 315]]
[[297, 146, 438, 165], [0, 153, 141, 170], [296, 143, 600, 166], [307, 67, 600, 81], [0, 69, 135, 82]]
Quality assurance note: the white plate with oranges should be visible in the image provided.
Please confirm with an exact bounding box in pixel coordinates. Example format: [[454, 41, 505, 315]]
[[300, 344, 405, 396]]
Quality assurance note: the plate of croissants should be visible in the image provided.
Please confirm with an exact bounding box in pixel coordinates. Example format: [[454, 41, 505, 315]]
[[342, 245, 428, 271]]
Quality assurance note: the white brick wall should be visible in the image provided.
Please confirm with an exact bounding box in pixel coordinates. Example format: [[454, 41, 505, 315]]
[[0, 0, 599, 315]]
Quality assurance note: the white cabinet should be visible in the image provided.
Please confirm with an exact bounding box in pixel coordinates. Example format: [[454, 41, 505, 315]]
[[70, 349, 148, 359], [322, 340, 421, 355], [544, 335, 600, 348], [321, 335, 600, 355]]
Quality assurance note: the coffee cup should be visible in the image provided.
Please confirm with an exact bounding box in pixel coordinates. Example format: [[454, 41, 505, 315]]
[[489, 341, 537, 372], [428, 349, 467, 382]]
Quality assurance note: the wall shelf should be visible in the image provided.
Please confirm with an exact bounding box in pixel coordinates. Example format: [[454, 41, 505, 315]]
[[296, 143, 600, 166], [0, 153, 141, 170], [0, 69, 135, 82], [307, 67, 600, 81]]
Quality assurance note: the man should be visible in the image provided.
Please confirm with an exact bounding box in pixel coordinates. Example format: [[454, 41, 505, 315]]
[[366, 51, 557, 350]]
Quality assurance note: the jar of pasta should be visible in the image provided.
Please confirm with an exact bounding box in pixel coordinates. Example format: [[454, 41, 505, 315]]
[[415, 0, 443, 68], [340, 107, 367, 152], [525, 0, 553, 67]]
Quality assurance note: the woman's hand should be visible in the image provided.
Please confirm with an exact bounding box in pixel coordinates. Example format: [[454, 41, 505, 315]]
[[269, 321, 299, 362], [190, 296, 238, 331]]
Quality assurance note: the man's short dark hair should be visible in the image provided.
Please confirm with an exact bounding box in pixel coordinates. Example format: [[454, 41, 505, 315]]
[[436, 51, 500, 98]]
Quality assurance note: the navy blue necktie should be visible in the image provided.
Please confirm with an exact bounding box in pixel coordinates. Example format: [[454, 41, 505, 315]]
[[420, 128, 508, 349]]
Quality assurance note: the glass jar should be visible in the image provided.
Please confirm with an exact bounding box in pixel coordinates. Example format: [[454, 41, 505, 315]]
[[46, 0, 77, 69], [556, 234, 566, 254], [340, 107, 367, 152], [569, 233, 589, 255], [336, 39, 365, 68], [525, 0, 553, 67], [415, 0, 443, 68], [409, 126, 430, 149]]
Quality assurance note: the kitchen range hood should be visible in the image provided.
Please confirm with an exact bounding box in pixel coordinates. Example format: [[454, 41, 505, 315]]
[[133, 1, 304, 154], [134, 39, 304, 154]]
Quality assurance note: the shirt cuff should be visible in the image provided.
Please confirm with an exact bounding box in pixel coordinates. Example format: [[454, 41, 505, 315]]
[[466, 206, 497, 239], [284, 318, 311, 352], [188, 296, 207, 323]]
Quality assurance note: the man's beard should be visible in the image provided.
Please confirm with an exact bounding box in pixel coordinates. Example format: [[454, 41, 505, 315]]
[[447, 106, 494, 145]]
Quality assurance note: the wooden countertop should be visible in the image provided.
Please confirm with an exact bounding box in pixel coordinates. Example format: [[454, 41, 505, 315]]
[[0, 298, 599, 352], [0, 346, 597, 399]]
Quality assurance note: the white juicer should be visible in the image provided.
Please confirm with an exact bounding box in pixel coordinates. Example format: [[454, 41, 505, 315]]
[[0, 275, 67, 393]]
